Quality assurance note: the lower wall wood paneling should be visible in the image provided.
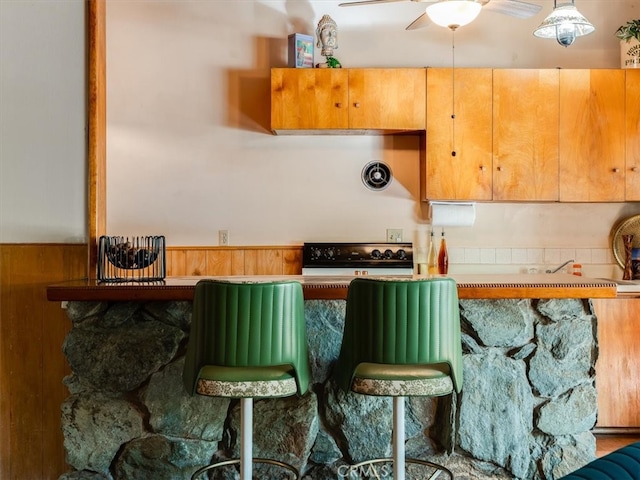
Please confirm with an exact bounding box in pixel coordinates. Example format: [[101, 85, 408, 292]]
[[0, 244, 87, 480], [0, 243, 300, 480]]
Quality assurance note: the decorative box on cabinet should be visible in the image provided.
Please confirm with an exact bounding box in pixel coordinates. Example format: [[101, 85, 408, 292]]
[[423, 68, 493, 201], [559, 69, 626, 202], [270, 68, 425, 134]]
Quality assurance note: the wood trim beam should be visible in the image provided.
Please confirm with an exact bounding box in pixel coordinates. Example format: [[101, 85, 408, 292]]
[[87, 0, 106, 278]]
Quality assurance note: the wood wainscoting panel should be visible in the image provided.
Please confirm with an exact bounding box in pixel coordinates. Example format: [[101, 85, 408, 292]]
[[166, 246, 303, 276], [0, 244, 87, 480]]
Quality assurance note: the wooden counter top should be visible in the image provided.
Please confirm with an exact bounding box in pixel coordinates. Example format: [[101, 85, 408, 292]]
[[47, 274, 617, 302]]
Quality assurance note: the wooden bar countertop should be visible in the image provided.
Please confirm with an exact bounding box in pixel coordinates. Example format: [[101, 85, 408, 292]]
[[47, 274, 617, 302]]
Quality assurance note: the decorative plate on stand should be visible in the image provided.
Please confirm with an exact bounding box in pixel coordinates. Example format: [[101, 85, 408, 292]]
[[611, 214, 640, 268]]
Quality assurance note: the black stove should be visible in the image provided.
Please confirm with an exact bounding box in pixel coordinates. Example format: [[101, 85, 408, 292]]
[[302, 242, 414, 275]]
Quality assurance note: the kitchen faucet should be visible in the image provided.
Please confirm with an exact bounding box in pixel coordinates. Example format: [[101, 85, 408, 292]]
[[546, 259, 574, 274]]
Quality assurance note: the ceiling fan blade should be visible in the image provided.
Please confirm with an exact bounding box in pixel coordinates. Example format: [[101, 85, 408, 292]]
[[405, 12, 432, 31], [482, 0, 542, 19], [338, 0, 406, 6]]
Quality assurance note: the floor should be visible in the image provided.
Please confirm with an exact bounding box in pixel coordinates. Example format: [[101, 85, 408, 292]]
[[595, 434, 640, 457]]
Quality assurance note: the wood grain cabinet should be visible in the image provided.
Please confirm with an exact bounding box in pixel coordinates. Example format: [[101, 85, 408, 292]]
[[626, 69, 640, 201], [559, 69, 626, 202], [423, 68, 493, 201], [270, 68, 425, 133], [592, 298, 640, 428], [492, 69, 559, 201]]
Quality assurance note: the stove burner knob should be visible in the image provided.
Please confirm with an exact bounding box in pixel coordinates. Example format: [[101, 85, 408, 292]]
[[311, 248, 322, 260], [396, 249, 407, 260], [324, 248, 335, 260], [384, 249, 394, 259], [371, 249, 382, 259]]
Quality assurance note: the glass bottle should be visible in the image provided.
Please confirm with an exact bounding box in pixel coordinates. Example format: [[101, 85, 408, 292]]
[[438, 229, 449, 275], [427, 230, 438, 275]]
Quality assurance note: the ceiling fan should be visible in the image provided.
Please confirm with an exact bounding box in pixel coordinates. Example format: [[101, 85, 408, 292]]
[[338, 0, 542, 30]]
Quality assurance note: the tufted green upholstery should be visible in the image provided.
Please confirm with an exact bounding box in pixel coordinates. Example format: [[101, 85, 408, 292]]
[[336, 276, 463, 395], [182, 279, 311, 398]]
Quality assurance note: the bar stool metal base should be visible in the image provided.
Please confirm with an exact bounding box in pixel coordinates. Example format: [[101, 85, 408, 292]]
[[191, 458, 300, 480], [346, 457, 454, 479]]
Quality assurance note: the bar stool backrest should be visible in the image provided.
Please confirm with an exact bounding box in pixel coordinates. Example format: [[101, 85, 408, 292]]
[[336, 277, 463, 393], [183, 279, 311, 396]]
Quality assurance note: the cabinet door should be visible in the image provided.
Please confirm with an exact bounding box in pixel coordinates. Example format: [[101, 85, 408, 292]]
[[626, 69, 640, 201], [559, 70, 626, 202], [493, 70, 559, 201], [348, 68, 426, 130], [424, 68, 492, 201], [592, 298, 640, 428], [271, 68, 348, 131]]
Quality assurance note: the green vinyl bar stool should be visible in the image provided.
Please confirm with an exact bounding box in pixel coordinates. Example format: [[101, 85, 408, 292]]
[[335, 277, 463, 480], [182, 279, 311, 480]]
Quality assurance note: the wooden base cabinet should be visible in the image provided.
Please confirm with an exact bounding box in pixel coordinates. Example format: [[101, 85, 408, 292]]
[[593, 298, 640, 428], [271, 68, 425, 133], [424, 68, 493, 201]]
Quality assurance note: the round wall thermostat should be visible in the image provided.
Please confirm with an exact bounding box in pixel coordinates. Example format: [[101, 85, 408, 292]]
[[361, 161, 392, 191]]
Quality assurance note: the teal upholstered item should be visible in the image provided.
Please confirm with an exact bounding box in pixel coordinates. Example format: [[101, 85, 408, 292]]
[[559, 442, 640, 480], [335, 277, 462, 480], [336, 276, 463, 395], [182, 279, 311, 479], [182, 279, 311, 398]]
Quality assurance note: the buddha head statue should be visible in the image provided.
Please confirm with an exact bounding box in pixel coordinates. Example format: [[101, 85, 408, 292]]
[[316, 14, 338, 57]]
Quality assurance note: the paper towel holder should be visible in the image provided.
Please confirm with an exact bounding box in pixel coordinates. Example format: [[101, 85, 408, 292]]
[[430, 201, 476, 227]]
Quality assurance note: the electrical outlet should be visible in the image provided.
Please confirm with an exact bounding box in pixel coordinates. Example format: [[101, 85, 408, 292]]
[[386, 228, 403, 243], [219, 230, 229, 246]]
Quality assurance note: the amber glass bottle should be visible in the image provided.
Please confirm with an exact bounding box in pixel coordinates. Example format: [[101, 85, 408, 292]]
[[427, 230, 438, 274], [438, 229, 449, 275]]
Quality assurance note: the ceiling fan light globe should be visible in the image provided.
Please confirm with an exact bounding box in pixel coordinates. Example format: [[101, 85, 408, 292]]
[[533, 3, 595, 45], [426, 1, 482, 29]]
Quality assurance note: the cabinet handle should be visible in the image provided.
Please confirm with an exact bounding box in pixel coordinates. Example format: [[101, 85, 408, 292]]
[[335, 103, 342, 108], [613, 168, 620, 173], [479, 165, 487, 172], [497, 166, 503, 172], [632, 167, 639, 173], [353, 102, 360, 108]]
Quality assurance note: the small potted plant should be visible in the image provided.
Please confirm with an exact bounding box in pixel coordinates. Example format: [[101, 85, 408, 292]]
[[616, 19, 640, 68]]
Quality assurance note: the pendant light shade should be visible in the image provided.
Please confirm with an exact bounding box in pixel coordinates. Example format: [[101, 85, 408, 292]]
[[426, 0, 482, 30], [533, 0, 595, 47]]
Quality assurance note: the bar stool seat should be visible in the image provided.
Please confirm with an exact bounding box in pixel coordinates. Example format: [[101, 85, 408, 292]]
[[183, 279, 311, 480], [335, 277, 463, 480]]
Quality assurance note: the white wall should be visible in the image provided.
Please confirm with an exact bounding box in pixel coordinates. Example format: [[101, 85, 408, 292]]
[[2, 0, 639, 277], [0, 0, 86, 243], [105, 0, 640, 276]]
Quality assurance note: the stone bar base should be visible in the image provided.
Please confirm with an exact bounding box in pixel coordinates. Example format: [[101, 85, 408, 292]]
[[58, 298, 598, 480]]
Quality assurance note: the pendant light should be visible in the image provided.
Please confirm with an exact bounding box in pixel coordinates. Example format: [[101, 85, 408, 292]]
[[533, 0, 595, 47], [426, 0, 482, 30]]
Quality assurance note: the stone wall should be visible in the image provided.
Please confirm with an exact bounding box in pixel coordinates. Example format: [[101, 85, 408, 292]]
[[58, 298, 598, 479]]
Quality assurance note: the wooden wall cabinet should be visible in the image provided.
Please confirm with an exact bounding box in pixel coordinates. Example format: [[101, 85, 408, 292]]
[[626, 69, 640, 201], [592, 298, 640, 428], [423, 68, 493, 201], [492, 69, 559, 201], [559, 69, 626, 202], [270, 68, 425, 133]]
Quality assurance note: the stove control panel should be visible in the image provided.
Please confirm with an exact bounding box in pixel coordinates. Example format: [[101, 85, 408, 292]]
[[303, 242, 413, 268]]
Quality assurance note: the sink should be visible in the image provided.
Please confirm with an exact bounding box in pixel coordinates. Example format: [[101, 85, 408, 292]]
[[598, 278, 640, 293]]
